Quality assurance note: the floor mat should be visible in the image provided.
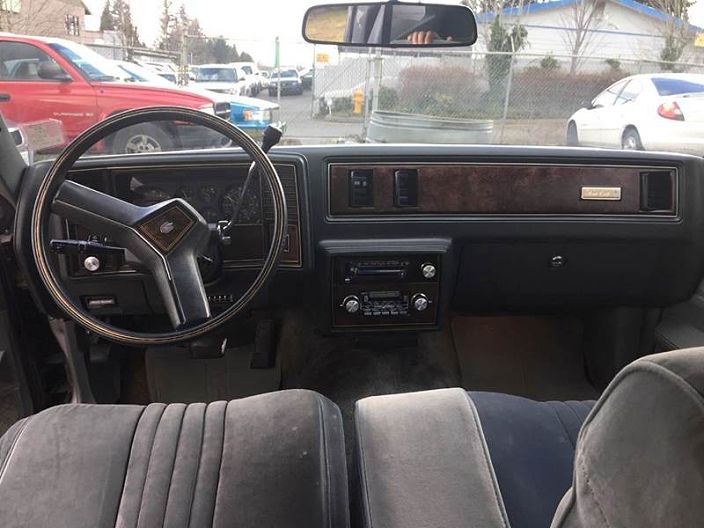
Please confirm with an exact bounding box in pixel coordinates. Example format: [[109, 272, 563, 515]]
[[145, 345, 281, 403], [452, 316, 599, 401], [282, 312, 461, 461]]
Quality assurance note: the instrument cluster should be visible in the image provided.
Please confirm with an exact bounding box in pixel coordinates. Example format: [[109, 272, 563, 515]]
[[129, 175, 262, 225]]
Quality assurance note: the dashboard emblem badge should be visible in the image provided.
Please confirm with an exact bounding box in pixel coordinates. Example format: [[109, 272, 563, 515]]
[[580, 186, 622, 201], [159, 221, 175, 234], [137, 205, 195, 253]]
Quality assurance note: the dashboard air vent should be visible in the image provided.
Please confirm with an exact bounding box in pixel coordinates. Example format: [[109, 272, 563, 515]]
[[262, 168, 298, 222], [640, 170, 674, 213]]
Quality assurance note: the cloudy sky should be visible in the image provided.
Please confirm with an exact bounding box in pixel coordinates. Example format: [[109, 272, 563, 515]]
[[84, 0, 704, 67], [84, 0, 354, 67]]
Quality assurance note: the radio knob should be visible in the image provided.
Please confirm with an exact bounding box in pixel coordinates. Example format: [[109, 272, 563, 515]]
[[411, 293, 429, 312], [421, 263, 437, 279], [343, 295, 361, 314]]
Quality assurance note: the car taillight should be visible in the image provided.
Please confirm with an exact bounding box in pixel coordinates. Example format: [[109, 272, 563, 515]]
[[657, 101, 684, 121]]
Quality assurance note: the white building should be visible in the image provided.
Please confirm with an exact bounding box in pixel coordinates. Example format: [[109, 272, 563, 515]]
[[475, 0, 703, 67]]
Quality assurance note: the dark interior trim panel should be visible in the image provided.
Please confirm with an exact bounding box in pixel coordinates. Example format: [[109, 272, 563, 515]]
[[328, 162, 678, 219], [13, 145, 704, 322]]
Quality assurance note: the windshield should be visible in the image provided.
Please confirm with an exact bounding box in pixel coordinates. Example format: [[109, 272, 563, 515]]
[[195, 68, 237, 82], [272, 70, 298, 79], [652, 77, 704, 96], [48, 41, 127, 82], [8, 0, 704, 158]]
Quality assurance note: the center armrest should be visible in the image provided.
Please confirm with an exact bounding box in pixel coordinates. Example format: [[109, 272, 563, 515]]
[[354, 388, 510, 528]]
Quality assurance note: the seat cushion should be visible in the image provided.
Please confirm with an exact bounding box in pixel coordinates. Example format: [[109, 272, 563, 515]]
[[471, 392, 595, 528], [0, 390, 349, 528]]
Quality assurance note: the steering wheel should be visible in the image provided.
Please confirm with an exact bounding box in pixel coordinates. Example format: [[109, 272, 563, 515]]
[[31, 107, 287, 346]]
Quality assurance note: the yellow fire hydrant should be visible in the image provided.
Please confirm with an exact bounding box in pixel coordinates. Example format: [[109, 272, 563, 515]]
[[353, 89, 364, 115]]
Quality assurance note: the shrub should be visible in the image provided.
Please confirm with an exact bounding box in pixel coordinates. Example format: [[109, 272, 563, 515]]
[[540, 55, 560, 71], [507, 68, 629, 119], [332, 96, 353, 113], [376, 86, 399, 110], [604, 58, 621, 72], [396, 64, 480, 117]]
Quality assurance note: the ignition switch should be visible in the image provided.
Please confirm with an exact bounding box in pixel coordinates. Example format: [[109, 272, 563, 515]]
[[550, 255, 565, 268]]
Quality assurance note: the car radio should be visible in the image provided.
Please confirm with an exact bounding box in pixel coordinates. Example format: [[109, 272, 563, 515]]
[[332, 254, 440, 328]]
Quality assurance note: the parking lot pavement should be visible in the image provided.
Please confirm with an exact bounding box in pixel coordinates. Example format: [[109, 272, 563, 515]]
[[258, 91, 364, 143]]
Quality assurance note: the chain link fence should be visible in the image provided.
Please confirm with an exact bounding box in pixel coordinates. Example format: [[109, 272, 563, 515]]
[[312, 49, 704, 145]]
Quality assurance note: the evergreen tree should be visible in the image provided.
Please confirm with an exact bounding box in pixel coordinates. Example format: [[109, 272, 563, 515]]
[[100, 0, 115, 31]]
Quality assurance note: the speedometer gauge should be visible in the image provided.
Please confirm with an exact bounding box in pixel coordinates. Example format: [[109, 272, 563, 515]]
[[132, 186, 170, 205], [199, 185, 218, 204], [220, 184, 261, 224], [174, 186, 195, 202]]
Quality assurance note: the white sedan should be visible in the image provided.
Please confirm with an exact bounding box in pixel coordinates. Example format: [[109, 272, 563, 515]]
[[567, 73, 704, 155]]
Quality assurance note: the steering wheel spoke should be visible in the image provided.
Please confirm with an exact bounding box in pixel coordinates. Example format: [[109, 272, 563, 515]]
[[52, 180, 144, 239], [154, 250, 211, 329]]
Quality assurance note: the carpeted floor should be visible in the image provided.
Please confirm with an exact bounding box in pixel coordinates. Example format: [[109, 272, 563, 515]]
[[281, 311, 461, 461], [452, 315, 599, 401]]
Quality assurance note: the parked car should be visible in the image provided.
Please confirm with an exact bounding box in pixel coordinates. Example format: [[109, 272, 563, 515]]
[[228, 94, 284, 135], [300, 69, 313, 90], [157, 72, 178, 84], [231, 61, 264, 95], [116, 61, 283, 135], [260, 70, 271, 89], [193, 64, 249, 96], [114, 60, 173, 86], [268, 68, 303, 96], [567, 73, 704, 155], [0, 35, 230, 153]]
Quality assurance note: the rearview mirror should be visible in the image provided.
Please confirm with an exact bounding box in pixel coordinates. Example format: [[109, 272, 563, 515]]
[[302, 2, 477, 48]]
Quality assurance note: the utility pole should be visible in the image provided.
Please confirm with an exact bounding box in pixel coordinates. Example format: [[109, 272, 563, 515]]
[[275, 36, 281, 108]]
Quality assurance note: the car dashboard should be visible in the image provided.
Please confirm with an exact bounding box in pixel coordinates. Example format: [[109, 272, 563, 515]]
[[15, 144, 704, 334]]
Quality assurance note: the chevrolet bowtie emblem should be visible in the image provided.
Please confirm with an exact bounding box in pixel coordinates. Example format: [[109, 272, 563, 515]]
[[159, 221, 175, 234]]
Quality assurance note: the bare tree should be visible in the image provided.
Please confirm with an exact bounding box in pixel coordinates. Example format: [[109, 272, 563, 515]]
[[0, 0, 70, 36], [560, 0, 602, 75]]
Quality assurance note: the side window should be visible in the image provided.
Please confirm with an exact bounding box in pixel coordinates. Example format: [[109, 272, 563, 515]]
[[593, 80, 626, 107], [0, 41, 66, 81], [616, 79, 642, 104]]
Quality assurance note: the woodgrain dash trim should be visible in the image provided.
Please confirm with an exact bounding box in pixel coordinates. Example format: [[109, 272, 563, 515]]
[[328, 163, 678, 218]]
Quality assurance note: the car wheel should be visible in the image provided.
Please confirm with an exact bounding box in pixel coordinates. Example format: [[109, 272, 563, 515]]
[[566, 122, 579, 146], [622, 128, 643, 150], [111, 123, 173, 154]]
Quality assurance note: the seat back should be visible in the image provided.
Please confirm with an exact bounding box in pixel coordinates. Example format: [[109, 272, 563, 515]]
[[551, 348, 704, 528]]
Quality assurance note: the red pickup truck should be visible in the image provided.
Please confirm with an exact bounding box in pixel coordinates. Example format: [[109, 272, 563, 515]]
[[0, 35, 230, 153]]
